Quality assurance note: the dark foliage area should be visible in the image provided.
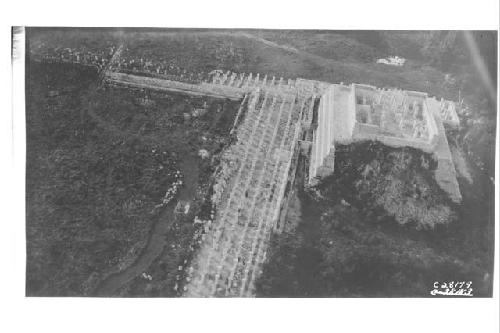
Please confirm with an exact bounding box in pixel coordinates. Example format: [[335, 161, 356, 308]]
[[256, 142, 494, 297], [25, 63, 181, 295], [318, 142, 450, 228], [25, 61, 239, 296]]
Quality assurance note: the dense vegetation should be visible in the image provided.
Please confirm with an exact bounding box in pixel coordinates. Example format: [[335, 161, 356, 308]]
[[26, 63, 179, 295], [317, 143, 453, 229], [25, 61, 239, 296], [256, 142, 493, 297]]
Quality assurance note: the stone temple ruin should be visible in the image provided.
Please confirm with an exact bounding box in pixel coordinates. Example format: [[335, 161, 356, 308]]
[[309, 83, 461, 202], [104, 67, 462, 297]]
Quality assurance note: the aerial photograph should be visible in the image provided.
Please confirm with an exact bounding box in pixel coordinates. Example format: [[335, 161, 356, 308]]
[[24, 28, 496, 297]]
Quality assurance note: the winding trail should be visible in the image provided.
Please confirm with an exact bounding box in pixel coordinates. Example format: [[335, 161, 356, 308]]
[[93, 153, 199, 297], [87, 48, 204, 296], [98, 43, 124, 83]]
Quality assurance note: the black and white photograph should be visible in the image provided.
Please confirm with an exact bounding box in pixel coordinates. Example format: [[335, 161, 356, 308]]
[[22, 27, 497, 298], [2, 1, 499, 332]]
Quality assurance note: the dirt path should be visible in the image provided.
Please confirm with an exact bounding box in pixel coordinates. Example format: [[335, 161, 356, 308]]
[[234, 32, 452, 97], [98, 43, 124, 83], [93, 152, 199, 297], [93, 200, 178, 296]]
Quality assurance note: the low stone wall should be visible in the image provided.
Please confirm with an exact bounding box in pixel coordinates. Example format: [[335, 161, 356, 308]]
[[346, 85, 357, 138], [423, 99, 439, 145], [353, 122, 434, 152], [331, 84, 355, 143], [309, 86, 335, 182], [353, 122, 380, 136], [105, 72, 243, 100], [427, 98, 462, 202]]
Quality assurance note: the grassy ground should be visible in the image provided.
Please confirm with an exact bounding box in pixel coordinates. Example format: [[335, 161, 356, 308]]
[[25, 61, 239, 296], [30, 28, 457, 97], [26, 62, 171, 295]]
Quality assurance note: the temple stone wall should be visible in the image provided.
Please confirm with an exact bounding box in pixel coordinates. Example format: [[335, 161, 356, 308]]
[[309, 86, 336, 182], [423, 100, 439, 145], [329, 84, 354, 143], [345, 85, 357, 140], [426, 98, 462, 202], [308, 81, 461, 203]]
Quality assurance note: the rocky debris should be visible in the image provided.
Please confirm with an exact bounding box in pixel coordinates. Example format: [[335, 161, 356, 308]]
[[318, 142, 455, 229], [198, 149, 210, 159], [155, 171, 183, 209], [376, 56, 406, 66]]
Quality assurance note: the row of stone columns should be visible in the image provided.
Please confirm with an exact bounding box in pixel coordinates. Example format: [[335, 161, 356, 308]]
[[211, 70, 297, 91]]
